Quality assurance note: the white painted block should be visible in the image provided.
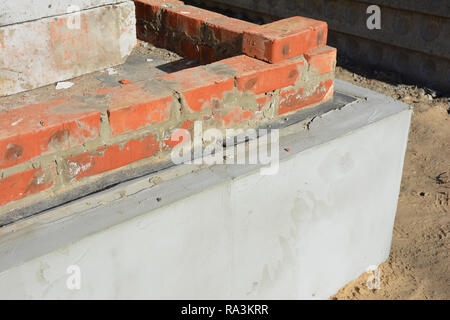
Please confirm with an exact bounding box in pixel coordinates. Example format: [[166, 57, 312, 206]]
[[0, 2, 136, 97], [0, 81, 412, 299], [0, 0, 124, 26]]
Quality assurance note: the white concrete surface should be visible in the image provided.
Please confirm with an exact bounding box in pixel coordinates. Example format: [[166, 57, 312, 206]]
[[0, 0, 125, 26], [0, 1, 136, 96], [0, 81, 412, 299]]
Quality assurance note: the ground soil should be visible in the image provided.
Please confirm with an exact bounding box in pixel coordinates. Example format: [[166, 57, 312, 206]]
[[332, 65, 449, 300]]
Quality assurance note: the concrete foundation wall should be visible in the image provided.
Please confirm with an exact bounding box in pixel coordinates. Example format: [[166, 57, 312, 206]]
[[0, 80, 412, 299], [0, 0, 126, 26]]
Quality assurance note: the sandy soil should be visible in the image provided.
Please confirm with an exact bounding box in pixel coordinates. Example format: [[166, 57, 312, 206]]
[[332, 65, 450, 300]]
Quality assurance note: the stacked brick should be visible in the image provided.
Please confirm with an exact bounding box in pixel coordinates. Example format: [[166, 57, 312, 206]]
[[135, 0, 256, 63], [0, 0, 336, 221]]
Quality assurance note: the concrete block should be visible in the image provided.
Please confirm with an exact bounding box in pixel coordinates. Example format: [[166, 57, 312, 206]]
[[0, 1, 136, 97], [0, 0, 124, 26]]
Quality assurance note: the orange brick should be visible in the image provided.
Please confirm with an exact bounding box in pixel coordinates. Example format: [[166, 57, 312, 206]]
[[135, 0, 185, 48], [205, 17, 256, 44], [163, 120, 194, 149], [162, 5, 224, 37], [199, 45, 217, 64], [0, 168, 54, 206], [220, 108, 255, 126], [66, 134, 159, 180], [216, 55, 304, 94], [158, 66, 234, 112], [135, 0, 184, 21], [243, 16, 328, 63], [98, 82, 173, 136], [278, 79, 334, 115], [304, 46, 337, 75], [136, 23, 167, 48], [256, 95, 271, 110], [178, 38, 199, 61], [0, 100, 100, 169]]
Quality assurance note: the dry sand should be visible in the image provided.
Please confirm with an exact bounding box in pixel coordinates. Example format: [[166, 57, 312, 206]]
[[332, 66, 449, 300]]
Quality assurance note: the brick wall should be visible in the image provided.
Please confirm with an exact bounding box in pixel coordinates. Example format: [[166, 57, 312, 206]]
[[0, 0, 336, 223]]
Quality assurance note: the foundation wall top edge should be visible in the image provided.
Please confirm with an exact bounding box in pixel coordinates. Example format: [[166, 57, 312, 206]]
[[0, 0, 129, 27]]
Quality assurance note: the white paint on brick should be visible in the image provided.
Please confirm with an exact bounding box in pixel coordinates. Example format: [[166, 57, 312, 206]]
[[68, 161, 91, 177], [11, 118, 23, 126], [68, 162, 81, 177], [36, 176, 45, 185]]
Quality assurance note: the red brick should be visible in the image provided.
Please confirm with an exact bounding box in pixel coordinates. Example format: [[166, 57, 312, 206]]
[[163, 120, 194, 149], [157, 66, 234, 112], [134, 0, 157, 21], [97, 82, 173, 136], [0, 168, 54, 206], [162, 5, 224, 37], [199, 45, 217, 64], [66, 134, 159, 180], [216, 55, 304, 94], [135, 0, 184, 21], [256, 95, 271, 110], [243, 16, 328, 63], [304, 46, 337, 75], [220, 108, 255, 126], [0, 99, 100, 169], [136, 22, 166, 48], [205, 17, 256, 44], [178, 38, 199, 61], [135, 0, 185, 48], [278, 79, 334, 115]]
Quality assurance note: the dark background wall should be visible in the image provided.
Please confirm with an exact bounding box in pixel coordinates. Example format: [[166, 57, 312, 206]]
[[186, 0, 450, 94]]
